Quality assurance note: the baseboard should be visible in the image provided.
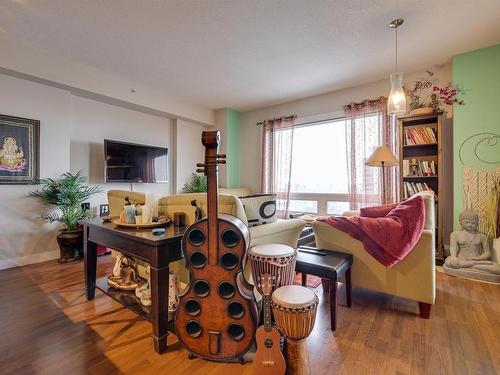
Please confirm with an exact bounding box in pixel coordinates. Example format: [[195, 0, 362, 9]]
[[0, 250, 59, 270]]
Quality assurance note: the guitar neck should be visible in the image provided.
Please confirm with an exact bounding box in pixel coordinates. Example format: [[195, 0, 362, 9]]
[[263, 294, 272, 332]]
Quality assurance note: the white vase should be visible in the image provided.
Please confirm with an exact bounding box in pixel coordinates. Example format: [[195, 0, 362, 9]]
[[168, 272, 180, 320]]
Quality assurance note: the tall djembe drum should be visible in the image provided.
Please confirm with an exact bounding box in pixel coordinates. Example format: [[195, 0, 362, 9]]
[[271, 285, 318, 375], [248, 244, 296, 294]]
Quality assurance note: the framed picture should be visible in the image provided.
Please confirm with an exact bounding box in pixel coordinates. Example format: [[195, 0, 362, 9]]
[[0, 114, 40, 184]]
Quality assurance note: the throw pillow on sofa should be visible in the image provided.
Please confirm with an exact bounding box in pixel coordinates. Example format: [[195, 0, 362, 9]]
[[239, 194, 277, 227]]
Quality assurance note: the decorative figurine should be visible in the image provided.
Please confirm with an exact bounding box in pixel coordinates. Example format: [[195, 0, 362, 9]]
[[108, 256, 143, 290], [191, 199, 202, 222], [409, 159, 419, 176], [444, 209, 500, 283]]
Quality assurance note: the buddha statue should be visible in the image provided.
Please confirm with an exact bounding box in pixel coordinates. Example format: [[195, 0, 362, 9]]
[[444, 209, 500, 283]]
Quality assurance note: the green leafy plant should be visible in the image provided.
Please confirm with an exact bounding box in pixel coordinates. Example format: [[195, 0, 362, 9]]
[[182, 173, 207, 193], [30, 171, 102, 231]]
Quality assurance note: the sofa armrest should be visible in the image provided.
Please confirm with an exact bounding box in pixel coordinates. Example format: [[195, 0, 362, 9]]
[[249, 219, 306, 248]]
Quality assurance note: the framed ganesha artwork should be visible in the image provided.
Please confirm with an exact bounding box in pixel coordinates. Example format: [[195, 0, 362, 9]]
[[0, 114, 40, 184]]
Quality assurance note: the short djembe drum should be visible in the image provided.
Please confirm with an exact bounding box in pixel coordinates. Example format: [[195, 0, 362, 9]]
[[271, 285, 319, 375], [248, 244, 296, 294]]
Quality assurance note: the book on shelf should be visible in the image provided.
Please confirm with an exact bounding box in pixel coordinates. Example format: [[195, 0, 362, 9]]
[[402, 159, 437, 177], [403, 126, 437, 145], [402, 181, 437, 200]]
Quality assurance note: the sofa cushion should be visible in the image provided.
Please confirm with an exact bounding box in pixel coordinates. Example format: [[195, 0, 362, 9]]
[[239, 194, 277, 227]]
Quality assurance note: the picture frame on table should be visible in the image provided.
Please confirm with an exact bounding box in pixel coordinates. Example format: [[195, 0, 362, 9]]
[[0, 114, 40, 185]]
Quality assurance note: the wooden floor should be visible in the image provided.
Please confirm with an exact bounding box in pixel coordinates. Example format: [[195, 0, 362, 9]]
[[1, 255, 499, 375]]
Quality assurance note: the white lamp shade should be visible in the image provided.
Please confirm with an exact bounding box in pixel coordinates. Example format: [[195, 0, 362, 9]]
[[387, 72, 406, 116], [365, 146, 399, 167]]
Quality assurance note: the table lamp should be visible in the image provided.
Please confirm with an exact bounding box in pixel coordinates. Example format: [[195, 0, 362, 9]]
[[365, 146, 399, 204]]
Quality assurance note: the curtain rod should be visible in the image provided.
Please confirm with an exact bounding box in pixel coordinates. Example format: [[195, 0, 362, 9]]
[[255, 115, 297, 126], [256, 115, 345, 127]]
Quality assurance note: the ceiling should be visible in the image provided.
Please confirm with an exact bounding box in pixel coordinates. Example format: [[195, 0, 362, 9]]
[[1, 0, 500, 112]]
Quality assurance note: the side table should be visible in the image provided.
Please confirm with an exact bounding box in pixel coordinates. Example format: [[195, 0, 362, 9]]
[[295, 246, 353, 331]]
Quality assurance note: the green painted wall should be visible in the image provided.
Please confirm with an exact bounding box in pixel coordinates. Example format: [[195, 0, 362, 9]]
[[226, 108, 241, 188], [452, 44, 500, 229]]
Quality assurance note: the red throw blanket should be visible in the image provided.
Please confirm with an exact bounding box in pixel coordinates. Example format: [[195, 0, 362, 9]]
[[319, 195, 425, 267]]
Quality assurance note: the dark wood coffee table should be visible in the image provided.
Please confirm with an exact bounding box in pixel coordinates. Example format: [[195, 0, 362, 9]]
[[295, 246, 353, 331], [82, 219, 186, 353]]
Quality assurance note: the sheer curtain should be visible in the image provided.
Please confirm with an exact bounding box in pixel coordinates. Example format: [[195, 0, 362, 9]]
[[261, 116, 296, 218], [344, 97, 398, 210]]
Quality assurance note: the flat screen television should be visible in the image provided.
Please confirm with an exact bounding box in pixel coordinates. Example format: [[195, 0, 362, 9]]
[[104, 139, 168, 183]]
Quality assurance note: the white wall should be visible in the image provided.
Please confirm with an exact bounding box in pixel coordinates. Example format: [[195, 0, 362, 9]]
[[0, 74, 71, 269], [0, 73, 207, 269], [69, 95, 173, 210], [174, 120, 207, 194], [240, 66, 452, 192]]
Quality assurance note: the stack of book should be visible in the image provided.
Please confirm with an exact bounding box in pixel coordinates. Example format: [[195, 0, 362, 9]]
[[403, 126, 437, 145], [402, 159, 437, 177], [403, 181, 437, 200]]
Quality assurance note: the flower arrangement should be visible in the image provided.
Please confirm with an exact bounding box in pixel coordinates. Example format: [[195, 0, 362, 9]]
[[408, 71, 465, 113]]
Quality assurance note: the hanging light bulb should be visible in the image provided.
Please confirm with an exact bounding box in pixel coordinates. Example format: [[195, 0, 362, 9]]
[[387, 18, 406, 116]]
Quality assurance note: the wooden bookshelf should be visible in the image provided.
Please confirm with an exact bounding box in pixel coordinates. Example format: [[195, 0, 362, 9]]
[[398, 112, 444, 261]]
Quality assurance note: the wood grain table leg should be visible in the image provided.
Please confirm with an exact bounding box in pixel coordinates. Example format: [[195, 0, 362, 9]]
[[345, 268, 352, 308], [83, 227, 97, 300], [302, 272, 307, 287], [330, 279, 337, 331], [150, 265, 169, 353]]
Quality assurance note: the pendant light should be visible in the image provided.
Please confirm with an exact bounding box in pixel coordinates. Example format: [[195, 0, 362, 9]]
[[387, 18, 406, 116]]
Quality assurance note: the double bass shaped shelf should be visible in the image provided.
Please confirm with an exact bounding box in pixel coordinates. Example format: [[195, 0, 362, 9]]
[[174, 130, 257, 363]]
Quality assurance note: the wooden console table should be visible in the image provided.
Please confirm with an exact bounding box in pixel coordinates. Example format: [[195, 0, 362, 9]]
[[83, 219, 186, 353]]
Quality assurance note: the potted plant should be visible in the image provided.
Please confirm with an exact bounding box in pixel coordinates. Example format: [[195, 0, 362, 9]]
[[30, 171, 102, 262], [181, 173, 207, 193], [407, 71, 465, 115]]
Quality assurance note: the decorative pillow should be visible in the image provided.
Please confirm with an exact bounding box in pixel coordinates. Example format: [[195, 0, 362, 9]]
[[360, 203, 398, 218], [239, 194, 277, 227]]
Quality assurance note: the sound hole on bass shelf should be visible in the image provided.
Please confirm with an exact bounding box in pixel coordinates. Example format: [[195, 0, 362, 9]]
[[185, 299, 201, 316], [188, 228, 206, 246], [186, 320, 203, 338], [218, 281, 235, 299], [193, 280, 210, 297], [190, 251, 207, 268], [221, 229, 240, 247], [227, 323, 245, 341], [227, 301, 245, 319], [221, 252, 239, 270]]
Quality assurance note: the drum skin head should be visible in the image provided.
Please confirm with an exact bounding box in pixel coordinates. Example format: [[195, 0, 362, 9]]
[[272, 285, 317, 309], [249, 244, 295, 257]]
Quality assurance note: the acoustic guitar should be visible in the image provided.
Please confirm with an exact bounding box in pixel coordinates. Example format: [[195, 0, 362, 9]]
[[174, 130, 257, 362], [254, 274, 286, 375]]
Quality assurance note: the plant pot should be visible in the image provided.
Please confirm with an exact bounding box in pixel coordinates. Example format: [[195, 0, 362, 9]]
[[57, 228, 83, 263], [410, 107, 435, 116]]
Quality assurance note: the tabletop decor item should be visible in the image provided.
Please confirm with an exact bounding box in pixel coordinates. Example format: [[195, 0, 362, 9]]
[[30, 171, 102, 262], [0, 114, 39, 184]]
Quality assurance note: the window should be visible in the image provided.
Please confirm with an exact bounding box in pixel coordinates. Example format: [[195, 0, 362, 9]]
[[285, 115, 383, 215]]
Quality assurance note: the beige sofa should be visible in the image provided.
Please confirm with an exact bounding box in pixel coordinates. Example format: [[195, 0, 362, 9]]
[[158, 192, 306, 283], [312, 191, 436, 318], [107, 189, 306, 285]]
